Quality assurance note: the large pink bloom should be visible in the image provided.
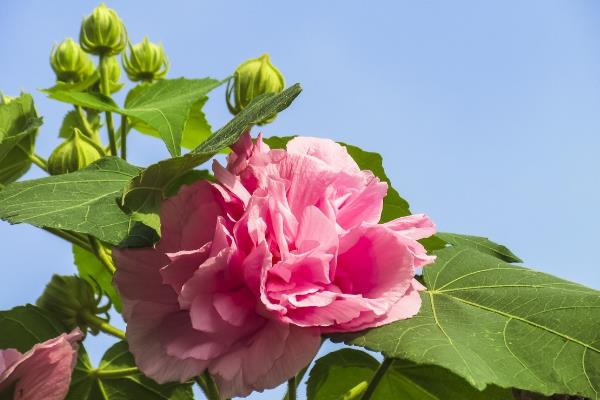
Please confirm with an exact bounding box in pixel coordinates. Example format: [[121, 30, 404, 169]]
[[113, 134, 435, 398], [0, 329, 82, 400]]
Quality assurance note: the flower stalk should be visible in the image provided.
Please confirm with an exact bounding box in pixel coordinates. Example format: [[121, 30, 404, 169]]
[[99, 54, 118, 156], [359, 358, 393, 400], [81, 309, 126, 339]]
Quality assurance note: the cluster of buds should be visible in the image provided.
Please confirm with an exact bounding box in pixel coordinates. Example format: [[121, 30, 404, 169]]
[[226, 53, 285, 124], [48, 128, 104, 175], [37, 275, 111, 334]]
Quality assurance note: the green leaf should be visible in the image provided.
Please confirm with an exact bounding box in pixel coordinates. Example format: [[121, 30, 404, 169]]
[[335, 246, 600, 398], [307, 349, 510, 400], [73, 245, 122, 312], [0, 157, 157, 246], [46, 78, 224, 157], [437, 232, 522, 263], [307, 348, 379, 400], [0, 304, 66, 351], [58, 110, 101, 139], [0, 93, 42, 185], [129, 96, 213, 150], [121, 84, 303, 223], [44, 70, 100, 94], [67, 341, 193, 400]]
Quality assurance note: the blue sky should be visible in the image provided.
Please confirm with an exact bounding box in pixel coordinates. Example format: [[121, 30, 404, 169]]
[[1, 1, 600, 399]]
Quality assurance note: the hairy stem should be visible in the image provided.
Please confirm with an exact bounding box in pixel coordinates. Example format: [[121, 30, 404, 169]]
[[287, 376, 297, 400], [196, 371, 221, 400], [92, 367, 139, 379], [99, 54, 117, 156], [360, 358, 393, 400], [89, 237, 116, 275], [43, 228, 93, 252], [29, 152, 48, 172], [81, 310, 126, 339], [75, 105, 98, 141], [120, 114, 127, 159]]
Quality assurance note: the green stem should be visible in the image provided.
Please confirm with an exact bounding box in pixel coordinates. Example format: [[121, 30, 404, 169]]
[[29, 153, 48, 172], [197, 371, 221, 400], [81, 310, 126, 339], [287, 376, 297, 400], [120, 114, 127, 159], [75, 105, 97, 141], [44, 228, 93, 252], [93, 366, 139, 379], [360, 358, 393, 400], [99, 54, 117, 156], [89, 237, 116, 274]]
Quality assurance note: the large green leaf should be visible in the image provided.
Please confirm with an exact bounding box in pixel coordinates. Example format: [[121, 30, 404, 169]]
[[307, 349, 511, 400], [67, 341, 193, 400], [0, 157, 157, 246], [0, 304, 66, 352], [0, 93, 42, 185], [335, 246, 600, 398], [46, 78, 223, 157], [73, 245, 122, 312], [121, 84, 303, 221], [437, 232, 522, 263]]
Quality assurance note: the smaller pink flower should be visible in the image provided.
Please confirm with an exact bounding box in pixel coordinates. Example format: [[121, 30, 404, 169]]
[[0, 329, 82, 400]]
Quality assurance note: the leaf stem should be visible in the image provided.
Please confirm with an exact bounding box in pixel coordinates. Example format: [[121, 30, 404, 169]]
[[89, 237, 116, 275], [360, 358, 393, 400], [99, 54, 117, 156], [120, 114, 127, 160], [92, 366, 139, 379], [81, 309, 126, 339], [44, 228, 93, 252]]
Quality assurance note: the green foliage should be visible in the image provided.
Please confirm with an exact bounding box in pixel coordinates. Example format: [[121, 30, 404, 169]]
[[335, 246, 600, 398], [437, 232, 522, 263], [121, 84, 303, 224], [0, 93, 42, 185], [67, 341, 194, 400], [45, 78, 223, 157], [0, 305, 66, 352], [307, 349, 511, 400], [0, 157, 156, 246], [73, 245, 122, 312]]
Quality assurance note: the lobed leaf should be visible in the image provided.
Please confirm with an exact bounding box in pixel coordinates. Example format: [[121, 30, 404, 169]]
[[0, 157, 156, 246], [334, 246, 600, 398], [437, 232, 522, 263]]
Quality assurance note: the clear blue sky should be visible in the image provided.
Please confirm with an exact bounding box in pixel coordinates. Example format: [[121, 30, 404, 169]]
[[1, 1, 600, 399]]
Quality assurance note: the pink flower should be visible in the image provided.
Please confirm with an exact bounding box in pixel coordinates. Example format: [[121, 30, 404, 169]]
[[0, 329, 82, 400], [113, 134, 435, 398]]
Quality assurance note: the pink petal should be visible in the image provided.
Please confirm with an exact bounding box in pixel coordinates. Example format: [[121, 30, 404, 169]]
[[286, 137, 360, 173]]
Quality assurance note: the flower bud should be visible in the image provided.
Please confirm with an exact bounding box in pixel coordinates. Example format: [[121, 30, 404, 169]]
[[102, 56, 124, 93], [50, 38, 95, 83], [0, 92, 14, 105], [37, 275, 111, 334], [79, 3, 127, 56], [48, 128, 105, 175], [226, 53, 285, 124], [122, 36, 169, 82]]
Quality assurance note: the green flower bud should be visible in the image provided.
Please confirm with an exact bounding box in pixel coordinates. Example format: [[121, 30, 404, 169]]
[[50, 38, 95, 83], [0, 92, 14, 105], [37, 274, 111, 334], [122, 36, 169, 82], [79, 3, 127, 56], [226, 53, 285, 124], [48, 128, 105, 175]]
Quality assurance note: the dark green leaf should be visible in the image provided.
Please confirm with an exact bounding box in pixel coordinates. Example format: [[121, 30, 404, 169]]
[[307, 349, 511, 400], [67, 341, 194, 400], [73, 245, 122, 312], [0, 93, 42, 185], [47, 78, 223, 157], [437, 232, 522, 263], [0, 304, 66, 351], [335, 246, 600, 398], [121, 84, 303, 224], [0, 157, 157, 246]]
